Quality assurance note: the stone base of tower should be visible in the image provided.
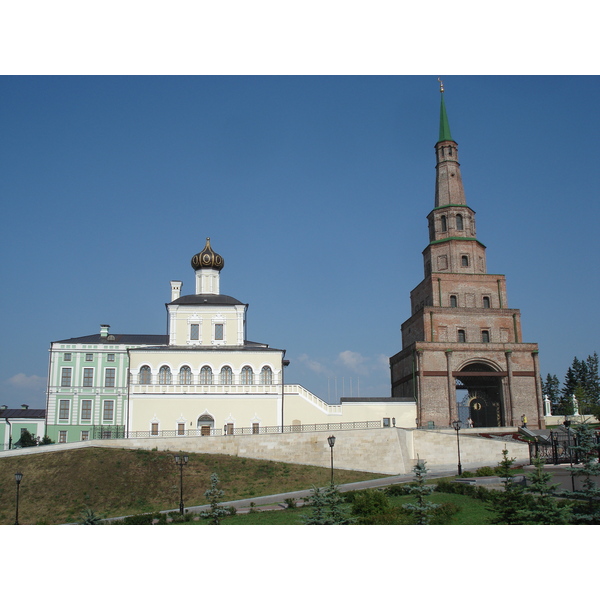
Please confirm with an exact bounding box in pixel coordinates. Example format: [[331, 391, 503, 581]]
[[390, 341, 543, 429]]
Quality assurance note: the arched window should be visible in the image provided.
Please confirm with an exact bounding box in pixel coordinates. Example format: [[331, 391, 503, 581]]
[[220, 366, 233, 385], [179, 366, 192, 385], [450, 295, 458, 308], [483, 296, 491, 308], [456, 214, 463, 230], [139, 365, 152, 385], [441, 215, 447, 232], [241, 366, 253, 385], [481, 330, 490, 343], [200, 365, 213, 385], [458, 329, 466, 343], [461, 255, 469, 267], [260, 366, 273, 385], [158, 365, 172, 385]]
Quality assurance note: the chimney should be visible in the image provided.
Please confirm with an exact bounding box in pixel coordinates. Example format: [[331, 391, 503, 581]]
[[100, 324, 110, 338], [21, 404, 29, 410], [0, 405, 7, 411], [170, 281, 183, 302]]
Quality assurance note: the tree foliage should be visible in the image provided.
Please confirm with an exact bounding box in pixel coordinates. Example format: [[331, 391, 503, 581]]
[[560, 423, 600, 524], [486, 448, 529, 524], [200, 473, 229, 524], [521, 457, 572, 524], [403, 460, 440, 525], [302, 484, 353, 525]]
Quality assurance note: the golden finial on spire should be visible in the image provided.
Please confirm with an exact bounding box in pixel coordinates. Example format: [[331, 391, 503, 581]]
[[438, 78, 444, 93]]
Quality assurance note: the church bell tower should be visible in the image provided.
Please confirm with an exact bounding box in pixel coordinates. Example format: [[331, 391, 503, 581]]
[[389, 82, 543, 429]]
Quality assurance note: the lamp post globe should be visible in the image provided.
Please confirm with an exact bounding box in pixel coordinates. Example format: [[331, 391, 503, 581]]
[[327, 435, 336, 485], [15, 472, 23, 525]]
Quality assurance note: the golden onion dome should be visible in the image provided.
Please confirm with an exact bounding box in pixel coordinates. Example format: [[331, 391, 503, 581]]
[[191, 238, 224, 271]]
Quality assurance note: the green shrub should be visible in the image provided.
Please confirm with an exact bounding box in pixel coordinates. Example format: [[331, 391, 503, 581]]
[[475, 466, 495, 477], [122, 512, 155, 525], [384, 484, 413, 496], [351, 489, 390, 518]]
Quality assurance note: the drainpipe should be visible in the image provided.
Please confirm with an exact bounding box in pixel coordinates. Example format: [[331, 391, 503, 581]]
[[4, 416, 12, 450]]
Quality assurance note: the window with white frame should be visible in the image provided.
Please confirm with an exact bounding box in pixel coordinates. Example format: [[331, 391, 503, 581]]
[[64, 353, 72, 361], [214, 323, 224, 341], [103, 400, 114, 422], [200, 365, 213, 384], [59, 399, 70, 420], [177, 423, 185, 436], [85, 353, 93, 361], [61, 367, 72, 387], [240, 366, 253, 385], [260, 366, 273, 385], [158, 365, 172, 385], [105, 368, 116, 387], [151, 422, 159, 436], [81, 399, 92, 421], [59, 431, 67, 443], [83, 368, 94, 387], [220, 366, 233, 384], [190, 323, 200, 341], [107, 353, 115, 362], [81, 431, 89, 441], [179, 366, 192, 384], [138, 365, 152, 384]]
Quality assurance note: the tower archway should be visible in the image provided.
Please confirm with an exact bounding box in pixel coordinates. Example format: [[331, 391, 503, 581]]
[[456, 362, 504, 427]]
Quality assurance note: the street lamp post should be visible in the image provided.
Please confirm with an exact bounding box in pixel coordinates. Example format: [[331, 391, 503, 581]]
[[452, 420, 463, 476], [174, 454, 189, 515], [327, 435, 336, 485], [281, 358, 290, 433], [15, 472, 23, 525]]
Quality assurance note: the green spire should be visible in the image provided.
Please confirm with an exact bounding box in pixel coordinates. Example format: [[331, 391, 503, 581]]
[[438, 79, 454, 142]]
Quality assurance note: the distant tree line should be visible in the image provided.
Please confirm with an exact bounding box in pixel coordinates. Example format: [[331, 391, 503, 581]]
[[542, 352, 600, 417]]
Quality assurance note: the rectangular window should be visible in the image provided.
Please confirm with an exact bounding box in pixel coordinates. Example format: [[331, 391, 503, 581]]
[[252, 422, 260, 434], [151, 422, 159, 436], [105, 368, 116, 387], [103, 400, 114, 422], [85, 353, 93, 361], [177, 423, 185, 436], [59, 399, 70, 420], [81, 431, 89, 441], [214, 323, 224, 340], [383, 417, 391, 427], [59, 431, 67, 443], [190, 323, 200, 340], [458, 329, 466, 343], [61, 367, 72, 387], [226, 423, 234, 435], [64, 353, 72, 361], [83, 368, 94, 387], [107, 353, 115, 362], [482, 330, 490, 343], [81, 399, 92, 421], [483, 296, 491, 308]]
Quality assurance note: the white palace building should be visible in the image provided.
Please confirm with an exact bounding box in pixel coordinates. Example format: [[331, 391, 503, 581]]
[[45, 239, 413, 444]]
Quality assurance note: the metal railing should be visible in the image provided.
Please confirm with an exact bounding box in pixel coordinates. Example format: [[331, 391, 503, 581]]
[[128, 420, 382, 439]]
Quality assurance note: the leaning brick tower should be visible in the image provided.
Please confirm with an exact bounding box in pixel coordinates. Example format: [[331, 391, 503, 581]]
[[389, 82, 543, 429]]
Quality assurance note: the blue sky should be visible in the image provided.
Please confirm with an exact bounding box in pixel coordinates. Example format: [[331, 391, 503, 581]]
[[1, 75, 599, 409]]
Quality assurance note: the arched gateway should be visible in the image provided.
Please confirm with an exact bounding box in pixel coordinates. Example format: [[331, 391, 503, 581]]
[[456, 363, 504, 427]]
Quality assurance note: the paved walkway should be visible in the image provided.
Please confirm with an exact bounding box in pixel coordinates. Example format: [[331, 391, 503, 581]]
[[102, 463, 532, 522]]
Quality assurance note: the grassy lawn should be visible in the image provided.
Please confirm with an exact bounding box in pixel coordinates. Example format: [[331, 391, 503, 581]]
[[180, 488, 492, 525], [0, 447, 385, 525]]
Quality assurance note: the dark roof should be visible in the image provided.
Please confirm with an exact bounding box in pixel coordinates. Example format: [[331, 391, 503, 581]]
[[168, 294, 246, 306], [0, 409, 46, 419], [53, 334, 169, 345]]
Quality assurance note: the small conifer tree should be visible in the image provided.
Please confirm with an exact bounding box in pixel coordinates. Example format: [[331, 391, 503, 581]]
[[302, 484, 353, 525], [404, 459, 439, 525], [486, 448, 529, 524], [522, 457, 572, 524], [200, 473, 229, 524]]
